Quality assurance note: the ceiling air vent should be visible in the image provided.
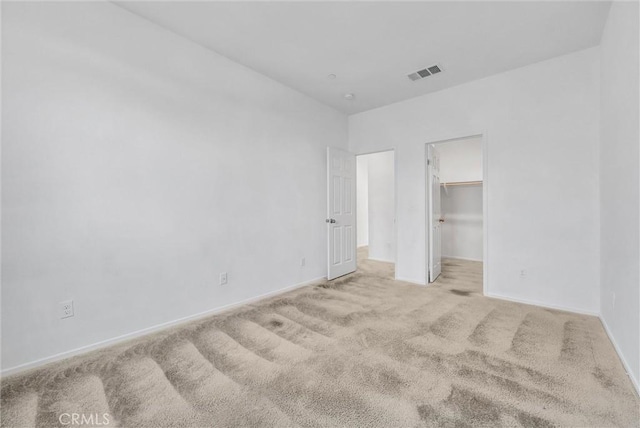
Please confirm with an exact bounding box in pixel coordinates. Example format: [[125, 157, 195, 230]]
[[408, 64, 442, 81]]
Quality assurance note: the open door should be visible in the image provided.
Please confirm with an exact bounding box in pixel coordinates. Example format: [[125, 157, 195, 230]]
[[427, 145, 442, 282], [327, 147, 356, 280]]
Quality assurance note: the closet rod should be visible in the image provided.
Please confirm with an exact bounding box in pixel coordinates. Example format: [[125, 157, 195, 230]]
[[441, 180, 483, 187]]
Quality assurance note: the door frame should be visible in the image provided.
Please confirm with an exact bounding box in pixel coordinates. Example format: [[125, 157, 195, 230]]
[[355, 148, 398, 279], [424, 132, 488, 295], [426, 144, 442, 283]]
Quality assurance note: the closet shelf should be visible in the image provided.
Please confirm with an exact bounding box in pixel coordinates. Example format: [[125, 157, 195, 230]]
[[441, 180, 482, 187]]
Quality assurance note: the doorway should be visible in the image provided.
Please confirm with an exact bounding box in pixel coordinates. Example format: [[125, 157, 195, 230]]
[[426, 136, 484, 290], [356, 150, 396, 277]]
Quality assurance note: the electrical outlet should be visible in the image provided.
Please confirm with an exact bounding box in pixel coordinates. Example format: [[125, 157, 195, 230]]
[[60, 300, 74, 319], [300, 257, 306, 267], [519, 269, 526, 279], [219, 272, 228, 286]]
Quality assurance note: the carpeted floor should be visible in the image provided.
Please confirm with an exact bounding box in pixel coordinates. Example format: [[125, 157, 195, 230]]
[[2, 249, 638, 427]]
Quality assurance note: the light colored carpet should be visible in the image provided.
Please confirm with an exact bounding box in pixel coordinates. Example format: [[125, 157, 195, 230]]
[[2, 250, 638, 427]]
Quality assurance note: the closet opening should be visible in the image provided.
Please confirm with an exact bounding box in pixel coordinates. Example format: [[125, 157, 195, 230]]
[[426, 135, 485, 294]]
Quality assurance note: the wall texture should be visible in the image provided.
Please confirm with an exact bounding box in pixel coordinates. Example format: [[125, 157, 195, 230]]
[[349, 47, 600, 314], [366, 151, 395, 263], [356, 156, 369, 247], [1, 2, 347, 371], [599, 1, 640, 391], [437, 137, 483, 184]]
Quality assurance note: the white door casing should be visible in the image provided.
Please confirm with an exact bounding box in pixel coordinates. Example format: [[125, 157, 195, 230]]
[[327, 147, 357, 280], [428, 145, 442, 282]]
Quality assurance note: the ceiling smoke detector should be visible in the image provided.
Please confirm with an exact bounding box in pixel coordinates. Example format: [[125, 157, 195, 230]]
[[408, 64, 442, 81], [344, 93, 355, 101]]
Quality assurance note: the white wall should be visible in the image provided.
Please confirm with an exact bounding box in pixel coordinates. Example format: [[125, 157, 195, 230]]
[[356, 156, 369, 247], [367, 151, 395, 262], [599, 1, 639, 391], [1, 2, 347, 371], [442, 185, 483, 261], [349, 47, 600, 314], [438, 137, 483, 183]]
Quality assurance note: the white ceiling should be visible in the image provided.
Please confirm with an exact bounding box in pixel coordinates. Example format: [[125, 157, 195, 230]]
[[115, 1, 611, 115]]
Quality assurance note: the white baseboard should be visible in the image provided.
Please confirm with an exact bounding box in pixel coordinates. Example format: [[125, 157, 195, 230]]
[[1, 276, 325, 378], [367, 257, 395, 263], [486, 292, 600, 317], [599, 316, 640, 396], [442, 255, 483, 262], [395, 275, 427, 286]]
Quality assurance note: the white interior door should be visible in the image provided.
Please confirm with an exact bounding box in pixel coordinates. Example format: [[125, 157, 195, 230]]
[[428, 145, 442, 282], [327, 147, 356, 280]]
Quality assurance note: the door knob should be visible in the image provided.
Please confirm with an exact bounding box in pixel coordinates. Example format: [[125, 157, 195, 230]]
[[325, 219, 336, 223]]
